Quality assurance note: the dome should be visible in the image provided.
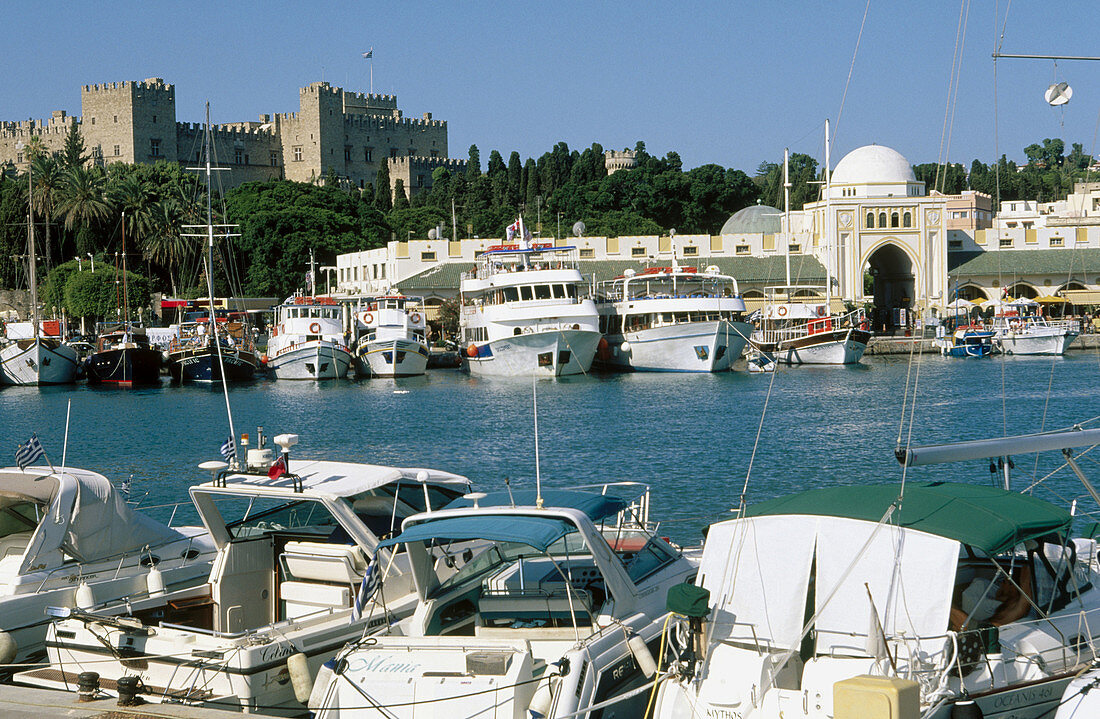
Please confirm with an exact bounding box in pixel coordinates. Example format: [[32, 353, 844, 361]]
[[831, 145, 915, 185], [720, 204, 782, 235]]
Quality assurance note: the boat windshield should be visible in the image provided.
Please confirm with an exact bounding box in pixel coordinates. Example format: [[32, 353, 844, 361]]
[[0, 497, 42, 541]]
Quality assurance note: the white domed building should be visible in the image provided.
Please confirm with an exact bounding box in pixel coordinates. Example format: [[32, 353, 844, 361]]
[[801, 144, 949, 333]]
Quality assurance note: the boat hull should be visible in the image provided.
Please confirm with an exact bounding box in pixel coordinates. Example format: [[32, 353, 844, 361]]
[[0, 338, 79, 385], [466, 328, 601, 377], [268, 340, 352, 380], [772, 328, 870, 365], [168, 347, 257, 383], [355, 337, 429, 377], [85, 347, 163, 386], [997, 329, 1079, 356], [600, 320, 753, 372]]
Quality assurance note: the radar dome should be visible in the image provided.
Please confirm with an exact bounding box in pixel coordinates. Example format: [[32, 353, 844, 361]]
[[720, 204, 782, 235]]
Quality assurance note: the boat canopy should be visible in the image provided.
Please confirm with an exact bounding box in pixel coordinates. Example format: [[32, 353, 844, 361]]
[[212, 460, 470, 499], [444, 489, 628, 521], [379, 513, 577, 553], [0, 467, 185, 566], [744, 481, 1070, 555]]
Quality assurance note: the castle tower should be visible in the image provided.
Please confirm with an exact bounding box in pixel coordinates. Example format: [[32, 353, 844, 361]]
[[604, 149, 637, 175], [80, 78, 177, 164]]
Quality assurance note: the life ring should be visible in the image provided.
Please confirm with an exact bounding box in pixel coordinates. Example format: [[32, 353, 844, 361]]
[[309, 322, 321, 334], [363, 312, 374, 324], [466, 343, 479, 358], [410, 313, 421, 324], [777, 306, 788, 317]]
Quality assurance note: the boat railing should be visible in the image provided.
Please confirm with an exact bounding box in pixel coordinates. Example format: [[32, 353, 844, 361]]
[[758, 308, 866, 345], [33, 532, 207, 595], [470, 248, 580, 280], [572, 481, 651, 528]]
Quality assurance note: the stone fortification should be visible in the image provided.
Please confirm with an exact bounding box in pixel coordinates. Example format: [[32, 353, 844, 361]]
[[387, 156, 467, 199]]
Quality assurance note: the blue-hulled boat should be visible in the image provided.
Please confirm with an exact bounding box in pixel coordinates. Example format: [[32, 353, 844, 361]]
[[935, 326, 997, 357]]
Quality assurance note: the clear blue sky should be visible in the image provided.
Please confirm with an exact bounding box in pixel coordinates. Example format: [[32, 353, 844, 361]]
[[4, 1, 1098, 175]]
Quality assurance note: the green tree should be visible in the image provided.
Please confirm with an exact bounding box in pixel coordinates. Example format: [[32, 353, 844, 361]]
[[30, 154, 63, 272], [56, 165, 111, 255], [466, 145, 481, 179], [374, 161, 392, 211], [392, 179, 409, 210], [63, 264, 150, 321], [506, 151, 522, 207], [61, 123, 89, 169]]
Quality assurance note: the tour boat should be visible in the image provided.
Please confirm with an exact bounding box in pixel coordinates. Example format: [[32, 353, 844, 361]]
[[19, 434, 472, 714], [309, 483, 698, 718], [934, 324, 997, 357], [751, 285, 871, 365], [652, 427, 1100, 719], [353, 295, 430, 378], [84, 324, 163, 385], [0, 465, 214, 664], [166, 312, 259, 382], [987, 300, 1078, 356], [460, 235, 600, 377], [0, 322, 79, 386], [267, 295, 353, 380], [595, 264, 753, 372]]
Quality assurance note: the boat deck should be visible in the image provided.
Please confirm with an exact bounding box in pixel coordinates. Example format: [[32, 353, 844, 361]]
[[0, 681, 276, 718]]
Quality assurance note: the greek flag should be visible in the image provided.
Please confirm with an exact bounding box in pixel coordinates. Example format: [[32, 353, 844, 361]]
[[351, 556, 380, 621], [120, 475, 133, 499], [361, 48, 373, 59], [15, 434, 44, 471], [220, 435, 236, 463]]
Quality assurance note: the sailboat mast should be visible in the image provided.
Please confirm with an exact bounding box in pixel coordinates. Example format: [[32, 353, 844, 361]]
[[783, 148, 791, 286], [309, 248, 317, 296], [122, 211, 130, 322], [204, 107, 216, 323], [824, 118, 833, 311], [27, 162, 39, 337]]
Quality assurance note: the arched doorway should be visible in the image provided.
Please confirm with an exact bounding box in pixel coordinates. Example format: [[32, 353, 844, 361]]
[[956, 284, 989, 302], [1006, 283, 1038, 299], [865, 243, 915, 334]]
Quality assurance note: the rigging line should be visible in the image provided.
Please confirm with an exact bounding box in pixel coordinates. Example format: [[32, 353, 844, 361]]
[[940, 0, 970, 194], [833, 0, 871, 145], [935, 0, 970, 191], [899, 321, 926, 504], [737, 351, 780, 513]]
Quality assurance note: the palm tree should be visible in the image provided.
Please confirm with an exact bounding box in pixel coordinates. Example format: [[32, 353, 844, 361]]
[[143, 199, 189, 295], [56, 165, 111, 255], [30, 154, 62, 272], [109, 172, 154, 252]]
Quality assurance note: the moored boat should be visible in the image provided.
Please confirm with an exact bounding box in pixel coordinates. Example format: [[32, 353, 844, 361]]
[[935, 324, 997, 357], [751, 285, 871, 365], [84, 324, 162, 386], [267, 295, 353, 380], [987, 299, 1078, 356], [166, 313, 259, 382], [0, 324, 79, 386], [353, 295, 429, 378]]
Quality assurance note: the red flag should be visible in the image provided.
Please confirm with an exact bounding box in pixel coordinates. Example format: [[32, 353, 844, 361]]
[[268, 456, 287, 479]]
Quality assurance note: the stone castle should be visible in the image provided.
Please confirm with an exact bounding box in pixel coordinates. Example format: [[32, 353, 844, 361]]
[[0, 78, 464, 198]]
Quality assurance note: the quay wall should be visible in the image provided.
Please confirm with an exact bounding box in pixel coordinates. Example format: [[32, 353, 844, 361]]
[[865, 335, 1100, 354]]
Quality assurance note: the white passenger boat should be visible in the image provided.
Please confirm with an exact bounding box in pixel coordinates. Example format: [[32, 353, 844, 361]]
[[310, 484, 698, 718], [353, 295, 429, 378], [267, 296, 352, 380], [595, 264, 753, 372], [988, 300, 1078, 356], [18, 434, 471, 714], [751, 285, 871, 365], [653, 427, 1100, 719], [460, 235, 601, 377], [0, 466, 214, 664]]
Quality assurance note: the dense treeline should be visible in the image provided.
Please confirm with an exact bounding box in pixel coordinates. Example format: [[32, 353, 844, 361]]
[[0, 127, 1095, 310]]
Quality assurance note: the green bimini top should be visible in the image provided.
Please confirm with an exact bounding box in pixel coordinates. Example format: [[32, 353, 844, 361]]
[[743, 481, 1071, 555]]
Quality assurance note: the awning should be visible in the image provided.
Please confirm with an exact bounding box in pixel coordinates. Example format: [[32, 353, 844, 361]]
[[445, 489, 627, 521], [1034, 296, 1069, 304], [378, 514, 577, 553], [742, 297, 847, 313], [744, 481, 1070, 555], [1063, 290, 1100, 305]]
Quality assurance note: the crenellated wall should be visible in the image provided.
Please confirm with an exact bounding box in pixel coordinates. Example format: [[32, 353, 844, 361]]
[[387, 156, 466, 198]]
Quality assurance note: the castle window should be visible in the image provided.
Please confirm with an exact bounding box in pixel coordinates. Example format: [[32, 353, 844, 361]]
[[270, 151, 278, 166], [903, 212, 912, 227], [244, 154, 249, 165], [150, 139, 161, 157], [1050, 237, 1064, 247], [293, 146, 302, 162], [152, 115, 157, 124], [430, 150, 438, 158], [866, 212, 874, 228], [736, 244, 750, 255], [90, 117, 95, 125], [234, 149, 243, 164], [891, 212, 899, 228], [344, 146, 351, 162], [16, 153, 22, 164], [999, 238, 1013, 248], [948, 240, 962, 248], [408, 149, 415, 156], [683, 245, 698, 256], [364, 148, 372, 162], [113, 115, 118, 123], [878, 212, 887, 227], [416, 174, 424, 187]]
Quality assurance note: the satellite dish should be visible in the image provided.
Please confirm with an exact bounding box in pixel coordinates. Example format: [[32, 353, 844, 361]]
[[427, 228, 438, 240], [572, 221, 585, 238], [624, 268, 636, 277], [1045, 82, 1073, 106]]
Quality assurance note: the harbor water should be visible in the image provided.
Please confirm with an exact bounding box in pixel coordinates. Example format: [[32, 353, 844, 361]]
[[2, 352, 1099, 546]]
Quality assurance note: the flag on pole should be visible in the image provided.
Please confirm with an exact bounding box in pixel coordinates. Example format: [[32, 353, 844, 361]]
[[268, 455, 287, 480], [15, 434, 45, 471], [220, 435, 236, 463], [351, 556, 380, 620], [506, 218, 521, 243], [362, 48, 373, 59]]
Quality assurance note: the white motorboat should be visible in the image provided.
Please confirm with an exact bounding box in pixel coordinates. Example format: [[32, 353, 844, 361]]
[[988, 300, 1078, 356], [751, 285, 871, 365], [653, 427, 1100, 719], [267, 296, 353, 380], [310, 484, 698, 718], [460, 232, 601, 377], [18, 435, 471, 715], [0, 466, 214, 664], [0, 324, 80, 386], [353, 295, 430, 378], [595, 264, 753, 372]]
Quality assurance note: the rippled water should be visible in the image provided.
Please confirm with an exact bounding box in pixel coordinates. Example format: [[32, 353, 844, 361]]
[[3, 351, 1100, 545]]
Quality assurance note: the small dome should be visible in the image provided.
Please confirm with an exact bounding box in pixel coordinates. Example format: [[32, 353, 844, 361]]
[[831, 145, 915, 185], [721, 204, 782, 234]]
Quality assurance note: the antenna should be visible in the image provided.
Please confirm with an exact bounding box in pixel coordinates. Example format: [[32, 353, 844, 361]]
[[533, 376, 543, 509], [572, 221, 585, 238], [783, 148, 791, 286], [1044, 82, 1073, 106]]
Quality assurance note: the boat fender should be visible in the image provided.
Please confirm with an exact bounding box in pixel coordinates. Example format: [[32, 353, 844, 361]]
[[627, 633, 657, 679], [146, 566, 165, 597], [950, 700, 983, 718], [620, 341, 631, 353], [288, 652, 313, 704], [528, 675, 558, 718], [466, 343, 479, 358], [307, 657, 337, 709], [75, 581, 96, 609], [0, 631, 16, 665]]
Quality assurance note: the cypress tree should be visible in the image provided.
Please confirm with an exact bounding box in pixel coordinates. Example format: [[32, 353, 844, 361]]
[[392, 179, 409, 210], [506, 152, 522, 207], [466, 145, 481, 178], [374, 161, 392, 211]]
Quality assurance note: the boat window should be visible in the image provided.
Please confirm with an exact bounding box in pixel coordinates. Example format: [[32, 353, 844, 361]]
[[599, 315, 608, 333], [613, 532, 679, 583], [343, 482, 467, 540], [662, 313, 674, 324], [502, 287, 519, 302], [520, 286, 533, 301], [610, 316, 622, 334], [567, 285, 578, 299], [675, 313, 690, 323], [534, 285, 552, 300], [552, 284, 567, 299], [0, 498, 41, 539], [219, 496, 338, 541]]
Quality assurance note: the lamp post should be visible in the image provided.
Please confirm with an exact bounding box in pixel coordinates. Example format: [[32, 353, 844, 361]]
[[87, 253, 95, 273], [557, 212, 562, 241], [76, 256, 82, 271]]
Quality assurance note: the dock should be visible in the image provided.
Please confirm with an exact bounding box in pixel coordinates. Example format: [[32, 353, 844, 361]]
[[0, 683, 284, 718], [865, 333, 1100, 355]]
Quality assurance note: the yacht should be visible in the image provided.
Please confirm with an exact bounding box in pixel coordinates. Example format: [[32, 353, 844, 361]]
[[987, 301, 1078, 356], [934, 323, 997, 357], [267, 296, 353, 380], [751, 285, 871, 365], [460, 241, 600, 377], [309, 483, 698, 718], [0, 465, 214, 664], [84, 324, 163, 385], [353, 295, 430, 378], [18, 435, 472, 714], [595, 264, 752, 372], [0, 321, 79, 386], [652, 428, 1100, 719]]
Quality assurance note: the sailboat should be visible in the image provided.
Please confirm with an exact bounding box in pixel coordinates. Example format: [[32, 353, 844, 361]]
[[165, 107, 259, 384], [751, 135, 872, 365], [0, 163, 79, 385]]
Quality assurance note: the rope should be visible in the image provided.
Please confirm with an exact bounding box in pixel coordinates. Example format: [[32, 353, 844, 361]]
[[833, 0, 871, 144]]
